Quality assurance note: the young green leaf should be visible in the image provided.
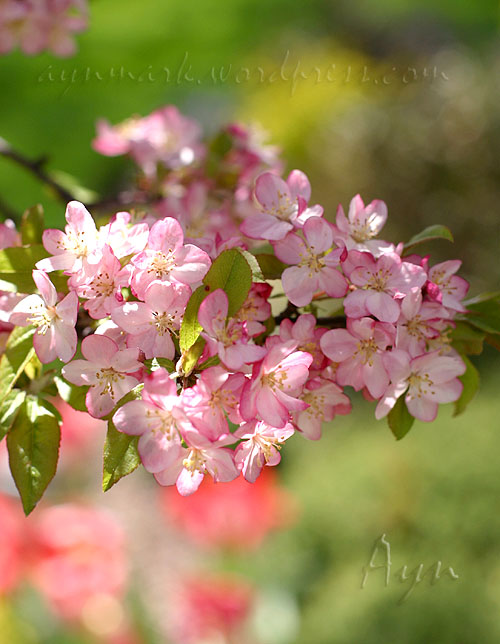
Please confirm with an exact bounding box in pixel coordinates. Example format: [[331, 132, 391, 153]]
[[240, 249, 266, 282], [0, 389, 26, 441], [255, 253, 288, 280], [102, 420, 141, 492], [453, 355, 479, 417], [0, 325, 35, 407], [387, 395, 415, 440], [20, 204, 44, 245], [402, 225, 454, 255], [450, 321, 485, 356], [7, 395, 61, 515], [463, 298, 500, 335], [179, 285, 206, 353], [179, 336, 206, 377], [0, 245, 68, 293], [203, 248, 252, 317], [54, 376, 89, 413], [179, 248, 252, 352], [144, 357, 176, 373]]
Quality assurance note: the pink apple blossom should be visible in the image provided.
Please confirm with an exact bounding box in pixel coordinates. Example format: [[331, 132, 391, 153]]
[[235, 282, 272, 336], [293, 378, 351, 440], [154, 428, 239, 496], [240, 340, 313, 428], [181, 366, 245, 440], [112, 280, 191, 360], [427, 260, 469, 312], [240, 170, 323, 241], [279, 313, 328, 371], [343, 250, 427, 323], [396, 287, 451, 357], [93, 106, 204, 176], [99, 211, 149, 259], [113, 368, 185, 473], [274, 216, 349, 307], [234, 420, 294, 483], [130, 217, 211, 299], [375, 349, 466, 422], [71, 244, 130, 319], [10, 269, 78, 363], [333, 194, 394, 256], [62, 335, 141, 418], [198, 289, 266, 371], [36, 201, 102, 277], [320, 317, 395, 398]]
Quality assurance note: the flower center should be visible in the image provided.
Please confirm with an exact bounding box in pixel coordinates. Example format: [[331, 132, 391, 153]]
[[28, 305, 57, 334], [152, 310, 178, 335], [407, 371, 436, 397], [66, 230, 89, 259], [355, 338, 378, 365], [366, 268, 391, 292], [95, 368, 125, 398], [149, 250, 175, 278], [182, 449, 206, 473]]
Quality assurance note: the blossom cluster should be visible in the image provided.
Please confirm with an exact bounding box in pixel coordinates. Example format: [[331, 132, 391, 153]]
[[0, 0, 88, 57], [2, 106, 472, 500]]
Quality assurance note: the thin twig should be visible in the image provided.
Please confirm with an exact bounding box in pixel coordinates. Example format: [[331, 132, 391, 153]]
[[0, 137, 75, 204]]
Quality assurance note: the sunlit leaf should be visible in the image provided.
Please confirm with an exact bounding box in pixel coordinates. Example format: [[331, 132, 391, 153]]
[[403, 225, 454, 254], [387, 395, 414, 440]]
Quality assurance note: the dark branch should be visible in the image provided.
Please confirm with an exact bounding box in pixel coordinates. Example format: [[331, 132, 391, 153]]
[[0, 137, 75, 204]]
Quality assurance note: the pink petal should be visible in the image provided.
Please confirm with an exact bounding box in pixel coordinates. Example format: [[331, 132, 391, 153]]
[[148, 217, 184, 252], [62, 360, 99, 386], [256, 387, 289, 428], [255, 172, 290, 209], [303, 217, 333, 254], [53, 320, 77, 363], [281, 266, 317, 307], [241, 213, 292, 241], [33, 327, 57, 364], [113, 400, 158, 435], [55, 290, 79, 326], [176, 467, 204, 496], [81, 334, 118, 367], [365, 291, 401, 323], [112, 302, 152, 334], [198, 289, 228, 336], [287, 169, 311, 201], [320, 329, 358, 362], [33, 270, 57, 307], [273, 232, 307, 265]]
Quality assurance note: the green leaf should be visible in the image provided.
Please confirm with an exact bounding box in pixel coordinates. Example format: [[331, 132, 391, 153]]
[[102, 384, 144, 491], [240, 249, 266, 282], [102, 420, 141, 492], [387, 395, 415, 440], [198, 355, 221, 370], [453, 355, 479, 417], [403, 225, 454, 254], [450, 321, 485, 356], [7, 395, 61, 515], [0, 389, 26, 441], [179, 285, 206, 352], [463, 290, 500, 307], [54, 376, 89, 413], [20, 204, 44, 245], [144, 357, 176, 373], [179, 249, 252, 351], [0, 325, 35, 407], [204, 248, 252, 317], [255, 253, 288, 280], [0, 245, 68, 293], [179, 336, 206, 377], [463, 298, 500, 335]]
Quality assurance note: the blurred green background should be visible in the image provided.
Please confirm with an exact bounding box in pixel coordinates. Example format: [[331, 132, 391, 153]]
[[0, 1, 499, 642]]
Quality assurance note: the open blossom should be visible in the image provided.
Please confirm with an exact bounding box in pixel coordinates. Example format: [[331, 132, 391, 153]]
[[279, 314, 328, 371], [99, 211, 149, 259], [240, 170, 323, 241], [375, 349, 466, 422], [130, 217, 211, 299], [10, 269, 78, 363], [93, 106, 204, 176], [112, 280, 191, 359], [343, 250, 427, 323], [36, 201, 102, 277], [0, 219, 20, 248], [274, 216, 348, 307], [113, 368, 185, 474], [240, 340, 313, 428], [198, 289, 266, 370], [71, 244, 130, 319], [181, 367, 245, 440], [320, 317, 395, 399], [427, 260, 469, 312], [154, 430, 239, 496], [396, 287, 451, 357], [293, 378, 351, 440], [333, 194, 394, 256], [234, 420, 294, 483], [62, 335, 142, 418], [235, 282, 272, 336]]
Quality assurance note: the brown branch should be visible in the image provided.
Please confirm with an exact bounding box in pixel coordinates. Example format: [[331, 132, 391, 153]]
[[0, 137, 75, 204]]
